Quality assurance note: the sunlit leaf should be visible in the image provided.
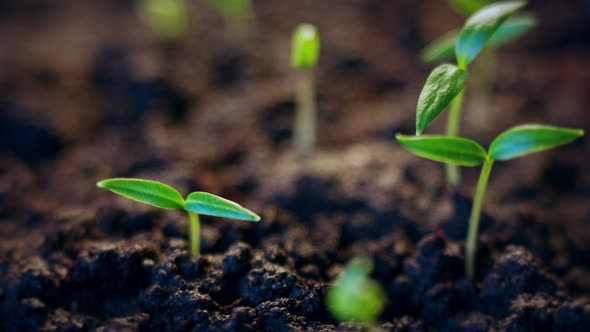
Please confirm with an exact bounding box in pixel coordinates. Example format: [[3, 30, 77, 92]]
[[489, 125, 584, 160], [416, 64, 468, 135], [455, 1, 526, 68], [97, 178, 185, 209], [448, 0, 494, 17], [185, 192, 260, 221], [488, 14, 536, 47], [396, 134, 487, 166]]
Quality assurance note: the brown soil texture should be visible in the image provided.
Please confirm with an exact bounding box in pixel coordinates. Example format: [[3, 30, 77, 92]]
[[1, 0, 590, 331]]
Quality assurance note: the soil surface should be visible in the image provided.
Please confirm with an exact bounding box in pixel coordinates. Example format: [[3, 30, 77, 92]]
[[1, 0, 590, 331]]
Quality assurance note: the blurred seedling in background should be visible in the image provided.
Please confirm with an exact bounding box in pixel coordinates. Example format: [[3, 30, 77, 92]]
[[327, 257, 386, 330], [417, 1, 529, 185], [97, 178, 260, 256], [206, 0, 256, 41], [397, 125, 584, 279], [138, 0, 191, 74], [291, 23, 320, 158]]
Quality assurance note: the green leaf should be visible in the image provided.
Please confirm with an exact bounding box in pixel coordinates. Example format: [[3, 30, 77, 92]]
[[455, 1, 526, 68], [421, 29, 459, 63], [488, 14, 536, 47], [416, 64, 468, 135], [291, 23, 320, 69], [396, 134, 487, 166], [448, 0, 493, 16], [184, 192, 260, 221], [97, 178, 185, 210], [488, 125, 584, 160]]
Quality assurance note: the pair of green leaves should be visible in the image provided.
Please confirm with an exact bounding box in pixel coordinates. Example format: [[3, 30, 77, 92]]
[[97, 178, 260, 221], [398, 125, 584, 166], [416, 2, 528, 135], [422, 14, 536, 63]]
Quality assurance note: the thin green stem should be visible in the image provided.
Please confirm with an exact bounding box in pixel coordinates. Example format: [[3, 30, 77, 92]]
[[294, 69, 316, 157], [188, 212, 201, 256], [445, 88, 465, 186], [465, 158, 493, 280]]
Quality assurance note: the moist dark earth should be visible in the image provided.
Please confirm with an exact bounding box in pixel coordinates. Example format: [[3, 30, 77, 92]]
[[1, 0, 590, 331]]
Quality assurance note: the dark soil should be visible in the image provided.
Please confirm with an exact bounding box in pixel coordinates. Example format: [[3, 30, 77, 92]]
[[1, 0, 590, 331]]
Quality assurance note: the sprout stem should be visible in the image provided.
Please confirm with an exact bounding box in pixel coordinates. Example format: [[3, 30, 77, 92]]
[[465, 158, 493, 279], [294, 69, 316, 157], [189, 211, 201, 256], [445, 88, 465, 185]]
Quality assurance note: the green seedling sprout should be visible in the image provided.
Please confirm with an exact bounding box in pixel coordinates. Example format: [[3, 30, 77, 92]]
[[97, 178, 260, 256], [206, 0, 256, 39], [138, 0, 190, 42], [417, 1, 529, 185], [396, 125, 584, 279], [327, 257, 386, 327], [291, 23, 321, 158]]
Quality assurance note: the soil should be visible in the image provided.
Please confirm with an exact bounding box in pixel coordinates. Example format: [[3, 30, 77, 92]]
[[1, 0, 590, 331]]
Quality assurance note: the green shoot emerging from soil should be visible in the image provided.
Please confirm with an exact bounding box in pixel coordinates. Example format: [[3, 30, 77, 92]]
[[327, 257, 385, 326], [291, 23, 320, 157], [97, 178, 260, 256], [397, 125, 584, 279], [418, 1, 530, 186], [138, 0, 189, 42]]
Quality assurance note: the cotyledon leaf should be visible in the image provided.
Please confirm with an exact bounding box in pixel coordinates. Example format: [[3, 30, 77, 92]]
[[97, 178, 185, 210], [184, 192, 260, 221], [416, 64, 468, 135], [396, 134, 487, 166], [488, 125, 584, 161]]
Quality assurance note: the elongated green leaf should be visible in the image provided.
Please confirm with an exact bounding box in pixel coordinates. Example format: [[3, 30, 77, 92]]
[[421, 30, 459, 63], [489, 14, 536, 47], [488, 125, 584, 160], [448, 0, 493, 17], [416, 64, 468, 135], [185, 192, 260, 221], [396, 134, 487, 166], [97, 178, 185, 209], [455, 1, 526, 68]]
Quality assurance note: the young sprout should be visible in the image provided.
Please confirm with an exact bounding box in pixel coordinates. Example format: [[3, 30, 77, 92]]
[[97, 178, 260, 256], [291, 23, 321, 157], [327, 257, 385, 326], [138, 0, 190, 42], [417, 1, 529, 185], [206, 0, 256, 39], [447, 0, 494, 16], [396, 125, 584, 279]]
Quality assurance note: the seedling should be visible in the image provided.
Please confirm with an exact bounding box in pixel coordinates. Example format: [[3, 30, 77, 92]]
[[417, 1, 529, 185], [327, 257, 385, 326], [397, 125, 584, 279], [291, 23, 320, 157], [138, 0, 190, 42], [97, 178, 260, 256]]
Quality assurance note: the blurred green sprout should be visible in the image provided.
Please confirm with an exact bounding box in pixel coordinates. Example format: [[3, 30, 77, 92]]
[[207, 0, 256, 38], [97, 178, 260, 256], [291, 23, 321, 157], [327, 257, 385, 324]]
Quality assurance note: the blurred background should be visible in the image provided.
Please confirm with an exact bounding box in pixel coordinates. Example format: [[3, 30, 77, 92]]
[[1, 0, 589, 257]]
